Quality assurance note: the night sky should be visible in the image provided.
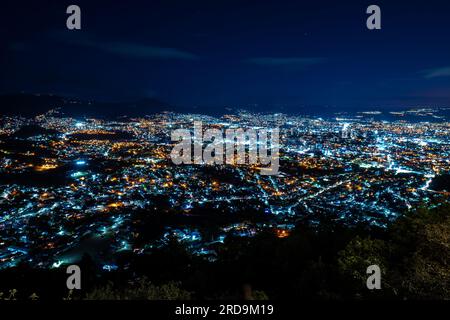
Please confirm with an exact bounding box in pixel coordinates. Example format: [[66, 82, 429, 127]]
[[2, 0, 450, 110]]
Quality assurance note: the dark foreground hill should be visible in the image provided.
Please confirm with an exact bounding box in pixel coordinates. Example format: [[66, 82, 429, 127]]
[[431, 174, 450, 192], [11, 124, 60, 138]]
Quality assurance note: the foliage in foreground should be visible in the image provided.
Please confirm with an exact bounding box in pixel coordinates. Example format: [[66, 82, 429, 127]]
[[85, 278, 191, 300], [338, 202, 450, 299], [0, 200, 448, 300]]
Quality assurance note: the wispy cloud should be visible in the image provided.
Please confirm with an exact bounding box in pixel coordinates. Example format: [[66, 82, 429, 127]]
[[422, 67, 450, 79], [53, 32, 199, 61], [96, 42, 198, 60], [246, 57, 326, 67]]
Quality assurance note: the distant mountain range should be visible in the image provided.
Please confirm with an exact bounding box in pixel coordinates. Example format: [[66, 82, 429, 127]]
[[0, 94, 175, 119], [0, 93, 242, 119], [0, 93, 334, 118], [1, 93, 449, 121]]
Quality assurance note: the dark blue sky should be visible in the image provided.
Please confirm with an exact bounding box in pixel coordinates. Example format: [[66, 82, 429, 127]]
[[2, 0, 450, 110]]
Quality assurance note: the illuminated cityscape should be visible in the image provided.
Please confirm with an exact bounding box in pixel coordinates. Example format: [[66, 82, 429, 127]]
[[1, 105, 449, 271]]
